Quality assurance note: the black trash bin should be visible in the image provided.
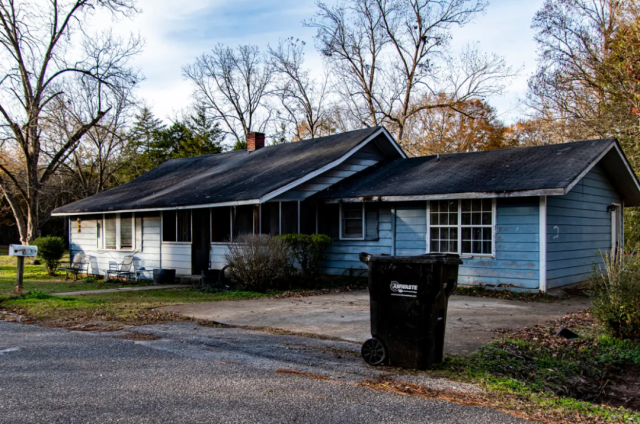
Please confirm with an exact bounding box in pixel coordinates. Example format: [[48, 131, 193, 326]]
[[153, 269, 176, 285], [359, 252, 462, 370]]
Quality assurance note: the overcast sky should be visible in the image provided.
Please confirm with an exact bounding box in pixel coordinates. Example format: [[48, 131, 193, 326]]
[[99, 0, 546, 125]]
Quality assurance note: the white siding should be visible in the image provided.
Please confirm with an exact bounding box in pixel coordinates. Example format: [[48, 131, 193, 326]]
[[69, 214, 162, 278]]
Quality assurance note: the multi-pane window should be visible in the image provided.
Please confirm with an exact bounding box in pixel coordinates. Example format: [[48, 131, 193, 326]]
[[103, 213, 134, 250], [430, 200, 458, 253], [162, 210, 192, 242], [340, 203, 364, 239], [429, 199, 494, 255]]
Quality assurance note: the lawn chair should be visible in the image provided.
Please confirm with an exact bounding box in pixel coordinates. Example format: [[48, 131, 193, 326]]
[[60, 253, 86, 280], [87, 256, 100, 276], [105, 255, 135, 283]]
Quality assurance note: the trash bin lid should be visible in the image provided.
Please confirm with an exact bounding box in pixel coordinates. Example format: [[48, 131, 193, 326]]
[[359, 252, 463, 265]]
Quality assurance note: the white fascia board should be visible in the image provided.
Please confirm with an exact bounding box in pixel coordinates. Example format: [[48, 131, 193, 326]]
[[259, 128, 388, 203], [51, 199, 260, 217], [323, 188, 566, 203], [380, 126, 407, 158]]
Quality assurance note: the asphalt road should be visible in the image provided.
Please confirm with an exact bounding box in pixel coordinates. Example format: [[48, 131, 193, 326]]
[[0, 321, 528, 424]]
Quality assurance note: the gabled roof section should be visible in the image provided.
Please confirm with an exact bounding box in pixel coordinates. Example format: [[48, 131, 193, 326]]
[[317, 138, 640, 206], [52, 126, 405, 215]]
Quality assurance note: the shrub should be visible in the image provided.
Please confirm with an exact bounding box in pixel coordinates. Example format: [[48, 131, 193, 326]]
[[590, 251, 640, 340], [224, 234, 289, 292], [32, 236, 65, 276], [276, 234, 333, 286]]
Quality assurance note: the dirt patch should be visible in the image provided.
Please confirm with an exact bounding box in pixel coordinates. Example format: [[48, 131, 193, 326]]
[[269, 284, 367, 299], [601, 366, 640, 411], [359, 376, 609, 424], [111, 332, 162, 341]]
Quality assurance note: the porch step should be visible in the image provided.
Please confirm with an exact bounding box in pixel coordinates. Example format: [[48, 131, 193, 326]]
[[179, 275, 203, 285]]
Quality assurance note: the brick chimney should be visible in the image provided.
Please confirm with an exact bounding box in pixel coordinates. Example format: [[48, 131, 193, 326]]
[[247, 132, 265, 151]]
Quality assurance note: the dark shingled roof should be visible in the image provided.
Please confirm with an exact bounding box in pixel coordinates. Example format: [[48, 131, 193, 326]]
[[317, 138, 639, 202], [52, 127, 383, 214]]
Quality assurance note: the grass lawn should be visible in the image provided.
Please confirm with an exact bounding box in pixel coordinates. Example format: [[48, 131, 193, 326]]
[[413, 311, 640, 424]]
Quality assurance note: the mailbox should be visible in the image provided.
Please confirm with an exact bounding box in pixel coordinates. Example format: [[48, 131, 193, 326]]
[[9, 244, 38, 257]]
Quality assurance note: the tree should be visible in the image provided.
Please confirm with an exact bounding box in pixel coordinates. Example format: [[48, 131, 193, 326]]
[[0, 0, 142, 244], [402, 97, 507, 156], [122, 106, 165, 181], [307, 0, 514, 143], [183, 44, 273, 146], [143, 105, 224, 166], [268, 38, 332, 140]]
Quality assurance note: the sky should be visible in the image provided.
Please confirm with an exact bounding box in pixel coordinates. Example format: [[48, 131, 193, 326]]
[[96, 0, 546, 125]]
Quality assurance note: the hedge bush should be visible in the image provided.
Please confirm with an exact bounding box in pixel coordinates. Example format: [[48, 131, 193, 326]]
[[276, 234, 332, 286], [590, 251, 640, 340], [32, 236, 65, 275], [224, 234, 289, 292]]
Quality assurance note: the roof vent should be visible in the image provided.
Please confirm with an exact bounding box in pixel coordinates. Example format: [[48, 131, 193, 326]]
[[247, 132, 265, 151]]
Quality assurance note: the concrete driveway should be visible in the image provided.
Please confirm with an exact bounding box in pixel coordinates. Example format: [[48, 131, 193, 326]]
[[163, 291, 591, 355]]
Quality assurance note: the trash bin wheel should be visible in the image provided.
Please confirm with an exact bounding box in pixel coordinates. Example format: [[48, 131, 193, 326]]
[[361, 338, 387, 366]]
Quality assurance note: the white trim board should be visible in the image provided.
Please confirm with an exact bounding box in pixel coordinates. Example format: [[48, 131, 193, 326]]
[[539, 196, 547, 293], [52, 200, 260, 216], [260, 128, 401, 203]]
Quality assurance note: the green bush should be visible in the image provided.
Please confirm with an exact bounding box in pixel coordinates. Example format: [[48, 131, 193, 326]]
[[32, 236, 65, 276], [590, 251, 640, 340], [276, 234, 333, 287]]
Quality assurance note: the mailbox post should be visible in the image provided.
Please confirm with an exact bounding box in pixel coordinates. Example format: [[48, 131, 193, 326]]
[[9, 245, 38, 294]]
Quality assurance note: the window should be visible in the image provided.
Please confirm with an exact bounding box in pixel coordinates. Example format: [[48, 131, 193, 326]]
[[162, 210, 192, 242], [340, 203, 364, 239], [429, 199, 494, 256], [103, 213, 135, 250]]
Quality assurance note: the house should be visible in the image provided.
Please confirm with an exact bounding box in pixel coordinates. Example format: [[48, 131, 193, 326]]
[[51, 127, 640, 292]]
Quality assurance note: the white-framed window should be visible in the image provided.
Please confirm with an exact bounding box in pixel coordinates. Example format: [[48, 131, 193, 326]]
[[429, 199, 496, 256], [340, 203, 365, 240], [102, 213, 135, 251], [162, 210, 192, 243]]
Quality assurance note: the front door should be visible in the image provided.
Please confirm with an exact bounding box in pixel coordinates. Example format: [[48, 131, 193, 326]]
[[192, 209, 211, 274]]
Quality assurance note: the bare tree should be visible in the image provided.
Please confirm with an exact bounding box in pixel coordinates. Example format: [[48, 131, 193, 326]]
[[184, 44, 272, 144], [268, 38, 332, 140], [0, 0, 142, 244], [307, 0, 515, 143], [58, 83, 136, 199]]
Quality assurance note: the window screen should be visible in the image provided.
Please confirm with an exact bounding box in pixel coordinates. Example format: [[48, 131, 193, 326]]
[[104, 214, 116, 249], [120, 213, 133, 249], [341, 203, 363, 239], [260, 203, 280, 236]]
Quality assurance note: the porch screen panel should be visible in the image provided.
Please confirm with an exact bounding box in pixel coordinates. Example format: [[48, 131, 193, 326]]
[[260, 203, 279, 236], [281, 202, 298, 234], [120, 213, 133, 249], [211, 207, 231, 242], [162, 211, 177, 242], [233, 205, 253, 238], [177, 210, 191, 242], [300, 202, 316, 235], [104, 214, 116, 249]]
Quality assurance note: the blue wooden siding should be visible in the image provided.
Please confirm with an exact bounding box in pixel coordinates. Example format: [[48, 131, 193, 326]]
[[458, 197, 540, 291], [321, 205, 393, 275], [546, 165, 619, 288], [318, 198, 541, 291], [395, 202, 427, 256]]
